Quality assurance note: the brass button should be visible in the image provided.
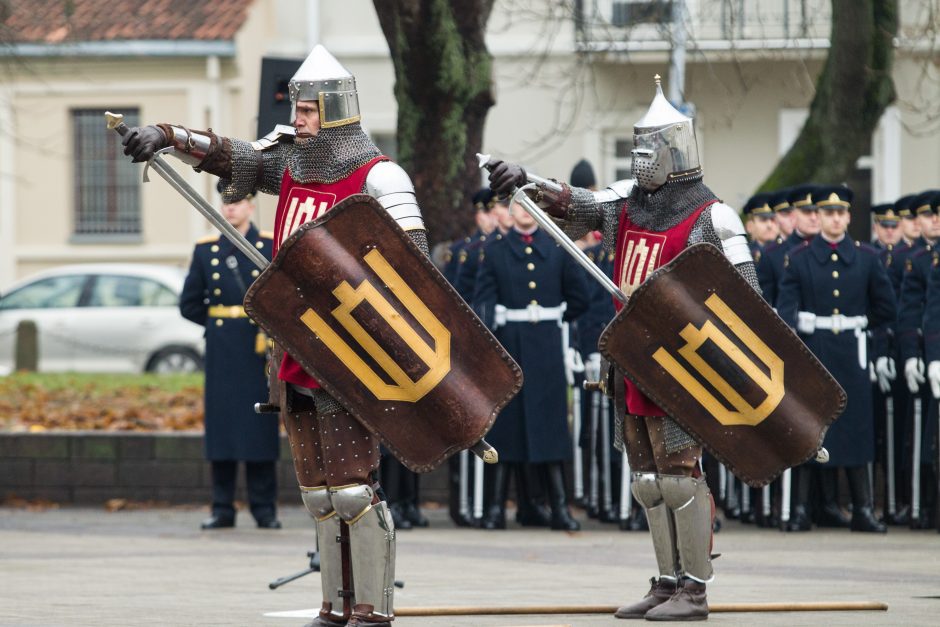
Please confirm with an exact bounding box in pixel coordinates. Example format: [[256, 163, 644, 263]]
[[830, 253, 838, 261], [212, 272, 220, 280], [525, 246, 533, 254], [833, 289, 840, 297], [210, 258, 219, 266], [256, 241, 264, 249], [251, 270, 260, 277], [210, 245, 219, 253], [832, 270, 839, 278], [527, 263, 535, 271], [530, 300, 538, 305], [213, 288, 221, 296], [833, 308, 840, 315], [528, 281, 537, 289], [215, 319, 223, 327]]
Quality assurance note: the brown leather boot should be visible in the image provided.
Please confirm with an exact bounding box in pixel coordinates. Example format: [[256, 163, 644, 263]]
[[304, 614, 347, 627], [644, 578, 708, 621], [346, 604, 392, 627], [614, 577, 677, 619]]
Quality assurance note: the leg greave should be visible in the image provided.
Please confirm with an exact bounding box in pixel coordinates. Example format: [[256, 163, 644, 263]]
[[632, 472, 679, 580], [659, 474, 714, 583], [315, 514, 351, 621], [348, 500, 396, 619]]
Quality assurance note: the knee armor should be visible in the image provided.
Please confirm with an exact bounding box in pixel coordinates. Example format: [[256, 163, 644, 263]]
[[330, 483, 376, 523]]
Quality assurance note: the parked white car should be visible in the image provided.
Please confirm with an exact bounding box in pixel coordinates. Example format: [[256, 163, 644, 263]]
[[0, 264, 205, 375]]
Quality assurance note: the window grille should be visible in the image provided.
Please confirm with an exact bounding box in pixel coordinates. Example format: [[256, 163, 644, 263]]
[[72, 108, 141, 238]]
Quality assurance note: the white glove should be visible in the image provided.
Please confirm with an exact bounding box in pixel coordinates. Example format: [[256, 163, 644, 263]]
[[905, 357, 925, 393], [796, 312, 816, 334], [584, 352, 602, 383], [564, 347, 584, 386], [929, 361, 940, 399], [869, 362, 877, 384], [875, 356, 895, 394]]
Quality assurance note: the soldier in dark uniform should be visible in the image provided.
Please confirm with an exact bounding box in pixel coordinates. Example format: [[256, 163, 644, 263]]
[[473, 200, 589, 531], [897, 190, 940, 529], [772, 187, 796, 240], [454, 195, 513, 302], [755, 185, 819, 309], [753, 185, 821, 530], [904, 190, 940, 530], [777, 185, 896, 533], [442, 188, 495, 285], [898, 193, 922, 247], [179, 187, 279, 529], [743, 192, 779, 256], [870, 202, 909, 526]]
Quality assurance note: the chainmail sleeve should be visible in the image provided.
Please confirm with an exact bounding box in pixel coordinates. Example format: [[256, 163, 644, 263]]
[[216, 140, 289, 203], [553, 186, 624, 255], [407, 229, 431, 257]]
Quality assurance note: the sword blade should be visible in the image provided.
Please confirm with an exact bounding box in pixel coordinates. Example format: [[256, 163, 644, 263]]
[[104, 112, 269, 271], [477, 153, 627, 304]]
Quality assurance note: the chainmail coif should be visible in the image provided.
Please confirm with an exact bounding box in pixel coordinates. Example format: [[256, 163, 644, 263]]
[[288, 123, 382, 185]]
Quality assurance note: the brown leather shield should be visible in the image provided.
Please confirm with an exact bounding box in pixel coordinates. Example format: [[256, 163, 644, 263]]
[[244, 195, 523, 473], [599, 243, 846, 487]]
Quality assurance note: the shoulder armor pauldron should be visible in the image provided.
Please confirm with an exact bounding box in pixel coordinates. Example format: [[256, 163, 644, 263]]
[[592, 179, 634, 204], [251, 124, 297, 151]]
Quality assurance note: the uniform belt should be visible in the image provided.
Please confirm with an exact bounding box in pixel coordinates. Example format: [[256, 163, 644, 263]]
[[494, 303, 565, 328], [208, 304, 248, 319], [797, 312, 868, 368]]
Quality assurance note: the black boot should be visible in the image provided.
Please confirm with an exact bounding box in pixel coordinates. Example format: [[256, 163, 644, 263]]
[[786, 466, 812, 532], [847, 466, 886, 533], [816, 468, 850, 528], [545, 463, 580, 531], [514, 464, 551, 527], [480, 463, 508, 530]]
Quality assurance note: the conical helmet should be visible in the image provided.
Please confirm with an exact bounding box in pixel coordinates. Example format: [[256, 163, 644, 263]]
[[631, 75, 701, 191], [288, 45, 361, 128]]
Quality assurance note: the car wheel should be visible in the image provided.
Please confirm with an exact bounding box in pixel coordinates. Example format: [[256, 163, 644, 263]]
[[146, 346, 203, 374]]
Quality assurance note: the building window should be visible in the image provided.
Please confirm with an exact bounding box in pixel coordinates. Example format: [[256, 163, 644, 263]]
[[611, 0, 672, 28], [610, 136, 634, 182], [72, 108, 141, 240]]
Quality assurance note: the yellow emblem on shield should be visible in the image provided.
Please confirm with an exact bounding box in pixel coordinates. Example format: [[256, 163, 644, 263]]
[[300, 249, 451, 402], [652, 294, 784, 426]]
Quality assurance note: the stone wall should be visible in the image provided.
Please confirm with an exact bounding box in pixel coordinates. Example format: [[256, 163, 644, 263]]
[[0, 432, 449, 505]]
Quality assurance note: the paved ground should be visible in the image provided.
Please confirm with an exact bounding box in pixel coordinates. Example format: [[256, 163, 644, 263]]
[[1, 504, 938, 626]]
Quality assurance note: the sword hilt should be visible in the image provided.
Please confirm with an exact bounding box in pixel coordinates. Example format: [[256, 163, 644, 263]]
[[105, 111, 129, 137], [470, 439, 498, 464]]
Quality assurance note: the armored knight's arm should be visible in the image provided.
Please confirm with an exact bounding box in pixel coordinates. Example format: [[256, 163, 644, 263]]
[[689, 202, 760, 292], [364, 161, 429, 255]]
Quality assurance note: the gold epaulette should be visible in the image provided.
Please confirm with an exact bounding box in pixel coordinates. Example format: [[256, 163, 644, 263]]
[[196, 233, 220, 244]]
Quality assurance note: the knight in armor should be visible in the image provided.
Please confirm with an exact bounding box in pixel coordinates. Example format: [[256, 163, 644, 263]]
[[121, 45, 427, 627], [489, 76, 760, 621]]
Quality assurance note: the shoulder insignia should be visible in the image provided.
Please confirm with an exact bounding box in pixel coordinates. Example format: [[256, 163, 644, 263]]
[[753, 250, 761, 264], [259, 230, 274, 239], [196, 233, 220, 245], [934, 252, 939, 267], [783, 254, 789, 268], [906, 258, 913, 273]]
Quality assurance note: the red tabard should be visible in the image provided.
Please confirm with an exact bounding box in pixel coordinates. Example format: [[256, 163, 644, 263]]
[[611, 199, 717, 416], [272, 156, 388, 389]]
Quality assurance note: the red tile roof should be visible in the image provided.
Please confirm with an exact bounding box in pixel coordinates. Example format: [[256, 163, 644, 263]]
[[1, 0, 254, 44]]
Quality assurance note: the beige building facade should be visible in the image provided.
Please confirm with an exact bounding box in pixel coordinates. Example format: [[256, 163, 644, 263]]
[[1, 0, 938, 287]]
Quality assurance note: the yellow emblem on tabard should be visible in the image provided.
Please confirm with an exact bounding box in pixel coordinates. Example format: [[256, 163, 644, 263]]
[[652, 294, 784, 427], [300, 249, 452, 402]]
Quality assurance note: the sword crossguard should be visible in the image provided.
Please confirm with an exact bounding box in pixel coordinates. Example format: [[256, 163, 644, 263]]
[[142, 146, 175, 183]]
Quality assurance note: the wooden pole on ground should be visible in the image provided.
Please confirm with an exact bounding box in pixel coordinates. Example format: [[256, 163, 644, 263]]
[[395, 601, 888, 617]]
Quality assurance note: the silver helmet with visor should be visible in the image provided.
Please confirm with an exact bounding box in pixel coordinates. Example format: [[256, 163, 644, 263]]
[[288, 45, 361, 129], [631, 75, 701, 192]]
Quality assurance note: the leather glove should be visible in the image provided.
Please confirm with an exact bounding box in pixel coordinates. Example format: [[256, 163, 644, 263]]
[[929, 361, 940, 399], [486, 160, 526, 198], [904, 357, 925, 394], [122, 125, 169, 163], [875, 356, 894, 394]]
